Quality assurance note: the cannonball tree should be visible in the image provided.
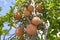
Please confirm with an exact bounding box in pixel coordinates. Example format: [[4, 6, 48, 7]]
[[0, 0, 60, 40]]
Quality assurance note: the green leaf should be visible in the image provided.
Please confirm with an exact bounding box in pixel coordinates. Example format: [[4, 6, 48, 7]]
[[51, 29, 58, 35], [0, 31, 2, 35], [2, 29, 9, 35], [54, 37, 60, 40], [0, 7, 2, 12], [47, 2, 55, 9], [0, 26, 3, 30], [47, 34, 55, 40]]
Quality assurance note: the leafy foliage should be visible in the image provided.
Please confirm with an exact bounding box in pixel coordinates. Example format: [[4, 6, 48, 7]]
[[0, 0, 60, 40], [0, 7, 2, 12]]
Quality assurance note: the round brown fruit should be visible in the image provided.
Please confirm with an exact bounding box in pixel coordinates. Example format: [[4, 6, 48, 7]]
[[15, 27, 24, 37], [26, 24, 37, 35], [32, 17, 41, 26], [27, 5, 34, 12], [36, 4, 43, 12], [14, 12, 22, 20], [24, 10, 31, 17]]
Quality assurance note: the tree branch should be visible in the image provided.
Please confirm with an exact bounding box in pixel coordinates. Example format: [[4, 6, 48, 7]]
[[31, 0, 36, 16], [3, 27, 11, 40], [43, 20, 50, 40], [25, 0, 37, 40], [5, 33, 15, 40]]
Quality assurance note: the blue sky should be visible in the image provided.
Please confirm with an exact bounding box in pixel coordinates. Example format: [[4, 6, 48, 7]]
[[0, 0, 15, 16], [0, 0, 16, 40]]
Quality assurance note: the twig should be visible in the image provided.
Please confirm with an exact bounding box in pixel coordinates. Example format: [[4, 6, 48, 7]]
[[3, 27, 11, 40], [0, 36, 1, 40], [5, 33, 15, 40], [26, 17, 31, 23], [8, 27, 11, 31], [10, 35, 16, 40], [3, 35, 6, 40]]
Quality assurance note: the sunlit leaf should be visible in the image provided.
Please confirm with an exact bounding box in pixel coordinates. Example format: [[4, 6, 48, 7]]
[[0, 7, 2, 12], [2, 29, 9, 35]]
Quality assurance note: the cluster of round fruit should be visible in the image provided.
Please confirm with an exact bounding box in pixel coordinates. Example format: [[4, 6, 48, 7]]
[[14, 4, 43, 20], [14, 5, 42, 37], [15, 17, 41, 36]]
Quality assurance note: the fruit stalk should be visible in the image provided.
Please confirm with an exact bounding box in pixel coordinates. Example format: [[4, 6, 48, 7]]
[[26, 17, 31, 23]]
